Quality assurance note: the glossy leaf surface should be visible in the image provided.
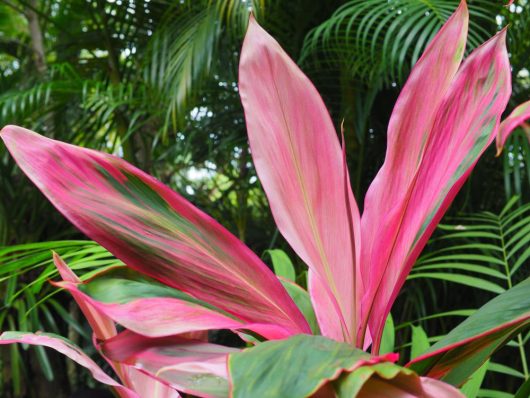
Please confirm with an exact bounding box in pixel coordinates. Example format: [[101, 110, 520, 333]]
[[362, 20, 511, 349], [0, 332, 140, 398], [228, 334, 395, 397], [103, 331, 236, 398], [240, 16, 360, 343], [409, 278, 530, 386], [496, 100, 530, 155], [228, 334, 462, 398], [0, 125, 309, 340]]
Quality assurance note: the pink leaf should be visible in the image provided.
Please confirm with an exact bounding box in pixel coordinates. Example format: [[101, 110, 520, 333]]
[[361, 14, 511, 350], [0, 126, 309, 339], [496, 100, 530, 155], [103, 331, 236, 398], [53, 253, 117, 340], [419, 377, 465, 397], [356, 375, 464, 398], [239, 15, 360, 343], [360, 2, 469, 346], [54, 278, 278, 338], [0, 332, 140, 398], [122, 367, 181, 398], [53, 255, 178, 396]]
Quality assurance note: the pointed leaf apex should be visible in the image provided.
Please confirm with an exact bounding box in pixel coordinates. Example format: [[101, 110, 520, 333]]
[[451, 0, 468, 21], [246, 13, 260, 36], [491, 27, 509, 49], [457, 0, 468, 13], [0, 125, 16, 141], [0, 125, 41, 151], [53, 253, 81, 283], [495, 146, 503, 157]]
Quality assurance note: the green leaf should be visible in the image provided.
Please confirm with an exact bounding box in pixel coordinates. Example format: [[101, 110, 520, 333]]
[[488, 362, 525, 379], [514, 375, 530, 398], [35, 345, 54, 381], [460, 360, 488, 398], [279, 278, 320, 334], [300, 0, 497, 85], [334, 362, 417, 398], [407, 272, 505, 293], [479, 389, 513, 398], [410, 325, 430, 360], [229, 335, 390, 398], [409, 278, 530, 386], [379, 313, 395, 355], [266, 249, 296, 281]]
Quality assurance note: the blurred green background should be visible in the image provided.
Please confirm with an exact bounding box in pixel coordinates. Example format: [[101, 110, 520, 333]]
[[0, 0, 529, 396]]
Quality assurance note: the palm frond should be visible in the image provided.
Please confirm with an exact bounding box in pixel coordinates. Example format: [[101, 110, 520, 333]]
[[143, 0, 266, 133], [300, 0, 499, 86], [0, 240, 123, 291], [0, 63, 83, 127], [0, 239, 118, 393], [406, 198, 530, 394]]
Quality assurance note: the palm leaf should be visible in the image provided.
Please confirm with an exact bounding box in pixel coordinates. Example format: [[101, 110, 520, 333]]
[[300, 0, 498, 86], [407, 198, 530, 394]]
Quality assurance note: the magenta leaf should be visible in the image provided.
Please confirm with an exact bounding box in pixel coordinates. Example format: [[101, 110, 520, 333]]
[[0, 332, 141, 398], [103, 331, 236, 398], [496, 100, 530, 155], [361, 18, 512, 350], [239, 15, 361, 343], [53, 266, 258, 338], [0, 125, 310, 340]]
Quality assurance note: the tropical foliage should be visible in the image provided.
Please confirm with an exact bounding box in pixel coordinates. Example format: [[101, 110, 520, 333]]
[[404, 198, 530, 396], [2, 0, 530, 397], [1, 2, 530, 397]]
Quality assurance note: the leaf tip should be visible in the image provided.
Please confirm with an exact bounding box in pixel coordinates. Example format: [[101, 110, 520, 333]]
[[457, 0, 468, 14], [0, 125, 42, 153], [0, 125, 19, 142], [53, 253, 81, 283], [495, 145, 503, 157], [499, 25, 509, 39]]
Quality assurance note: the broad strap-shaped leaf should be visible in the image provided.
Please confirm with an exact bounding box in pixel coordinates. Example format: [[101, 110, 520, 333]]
[[228, 334, 461, 398], [267, 249, 296, 281], [103, 331, 237, 398], [459, 360, 489, 398], [122, 367, 181, 398], [278, 276, 320, 334], [357, 377, 463, 398], [53, 254, 126, 384], [229, 335, 394, 398], [53, 267, 254, 337], [53, 254, 181, 397], [496, 100, 530, 155], [0, 332, 140, 398], [239, 15, 360, 343], [410, 325, 430, 360], [408, 277, 530, 386], [336, 363, 464, 398], [361, 23, 511, 350], [53, 253, 117, 340], [359, 1, 469, 347], [0, 125, 309, 339]]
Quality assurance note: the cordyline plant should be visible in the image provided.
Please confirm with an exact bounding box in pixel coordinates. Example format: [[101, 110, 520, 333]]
[[2, 2, 530, 397]]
